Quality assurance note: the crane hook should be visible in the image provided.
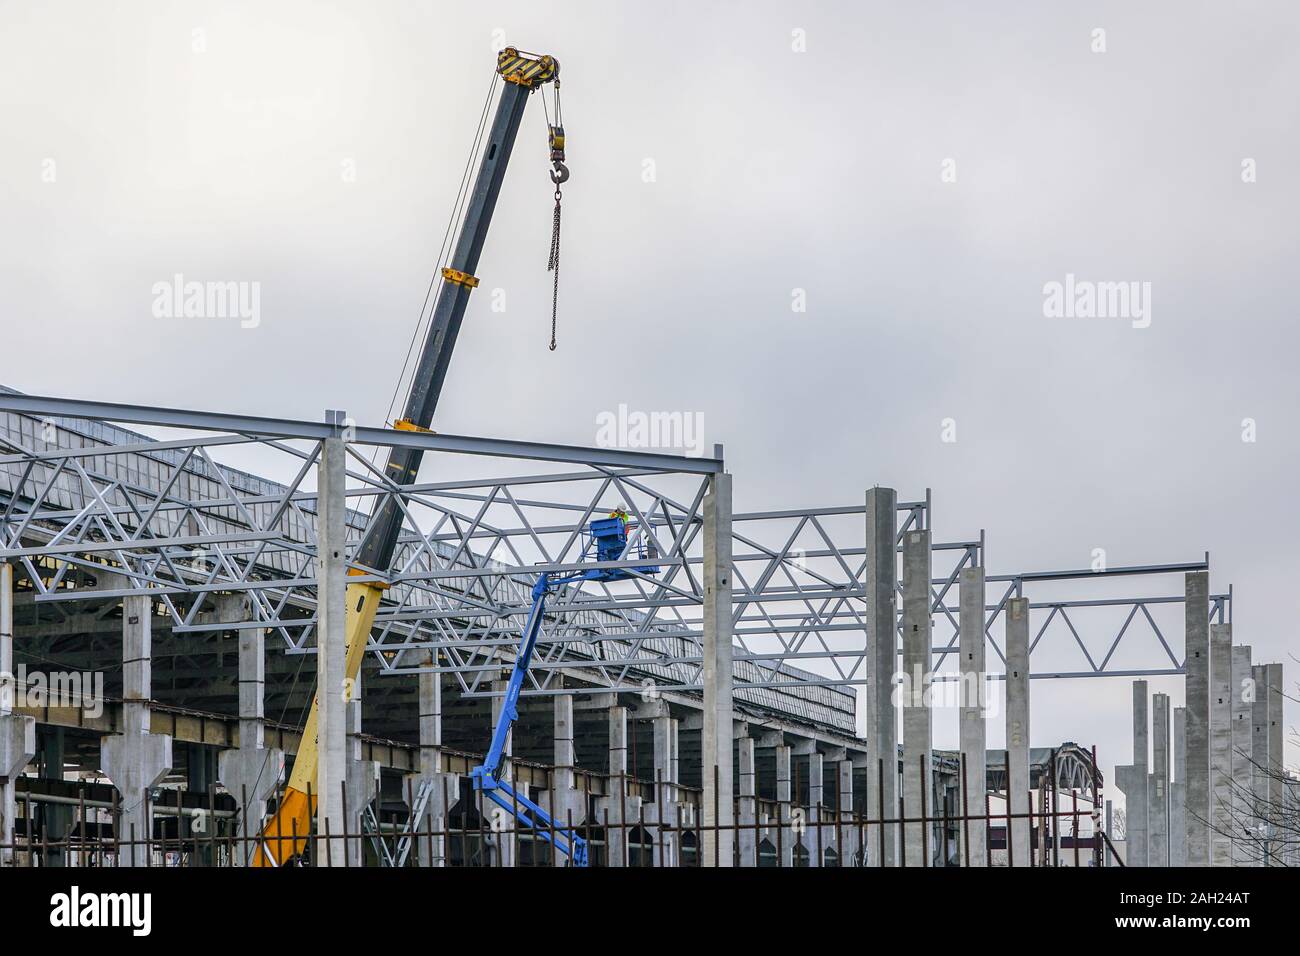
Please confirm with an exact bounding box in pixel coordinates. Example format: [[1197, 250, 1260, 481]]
[[548, 123, 567, 185]]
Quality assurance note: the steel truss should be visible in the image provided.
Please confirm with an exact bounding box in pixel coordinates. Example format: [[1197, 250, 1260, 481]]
[[0, 392, 1227, 719]]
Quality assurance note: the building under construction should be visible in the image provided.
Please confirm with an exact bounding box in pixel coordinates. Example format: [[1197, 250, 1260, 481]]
[[0, 387, 1292, 867]]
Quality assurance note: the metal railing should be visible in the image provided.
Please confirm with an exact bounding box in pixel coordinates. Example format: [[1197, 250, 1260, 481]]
[[3, 754, 1117, 869]]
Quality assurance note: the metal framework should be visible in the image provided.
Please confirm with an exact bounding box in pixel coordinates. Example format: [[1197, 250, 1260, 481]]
[[0, 390, 1228, 723]]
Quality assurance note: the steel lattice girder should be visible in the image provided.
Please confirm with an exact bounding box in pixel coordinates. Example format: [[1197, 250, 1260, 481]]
[[0, 390, 1227, 715]]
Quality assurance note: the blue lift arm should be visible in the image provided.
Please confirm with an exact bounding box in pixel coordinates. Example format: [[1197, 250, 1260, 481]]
[[469, 573, 590, 866], [467, 515, 659, 867]]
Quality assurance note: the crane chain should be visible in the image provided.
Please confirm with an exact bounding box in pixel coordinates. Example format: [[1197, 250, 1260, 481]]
[[547, 187, 562, 350]]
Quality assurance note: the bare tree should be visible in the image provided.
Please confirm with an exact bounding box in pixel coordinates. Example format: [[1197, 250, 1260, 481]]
[[1201, 673, 1298, 866]]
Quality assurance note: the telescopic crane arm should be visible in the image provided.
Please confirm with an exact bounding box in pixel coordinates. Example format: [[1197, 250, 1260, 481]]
[[253, 48, 564, 866]]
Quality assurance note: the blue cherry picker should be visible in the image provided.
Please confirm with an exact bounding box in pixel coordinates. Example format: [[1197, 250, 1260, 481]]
[[469, 510, 659, 866]]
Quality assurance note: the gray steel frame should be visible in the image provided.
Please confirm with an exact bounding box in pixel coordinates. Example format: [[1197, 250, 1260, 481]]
[[0, 392, 1227, 712]]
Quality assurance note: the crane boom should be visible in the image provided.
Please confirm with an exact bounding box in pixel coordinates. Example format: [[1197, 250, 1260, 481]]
[[252, 48, 562, 866], [358, 49, 561, 573]]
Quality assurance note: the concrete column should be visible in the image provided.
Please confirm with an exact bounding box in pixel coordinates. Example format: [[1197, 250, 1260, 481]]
[[670, 719, 680, 791], [1230, 645, 1253, 865], [1288, 780, 1300, 867], [1250, 664, 1269, 825], [837, 758, 853, 816], [864, 487, 898, 867], [217, 611, 285, 863], [958, 566, 987, 866], [1208, 623, 1232, 867], [836, 758, 857, 866], [644, 711, 679, 865], [737, 735, 757, 866], [544, 694, 583, 863], [553, 695, 575, 788], [807, 750, 825, 866], [701, 471, 734, 866], [808, 752, 825, 812], [652, 714, 675, 802], [774, 744, 792, 803], [1170, 706, 1187, 867], [773, 743, 793, 867], [487, 677, 516, 867], [1183, 571, 1210, 866], [99, 593, 172, 866], [1265, 662, 1284, 863], [490, 679, 513, 784], [608, 705, 628, 779], [1105, 799, 1113, 866], [409, 651, 451, 867], [901, 529, 931, 866], [1004, 596, 1031, 866], [598, 705, 636, 867], [37, 728, 71, 866], [1, 563, 36, 868], [344, 672, 379, 865], [1149, 692, 1170, 866], [1116, 681, 1150, 866], [418, 660, 442, 777], [314, 434, 348, 864]]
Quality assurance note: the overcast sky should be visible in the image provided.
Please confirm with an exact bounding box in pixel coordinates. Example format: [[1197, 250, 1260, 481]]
[[2, 1, 1297, 811]]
